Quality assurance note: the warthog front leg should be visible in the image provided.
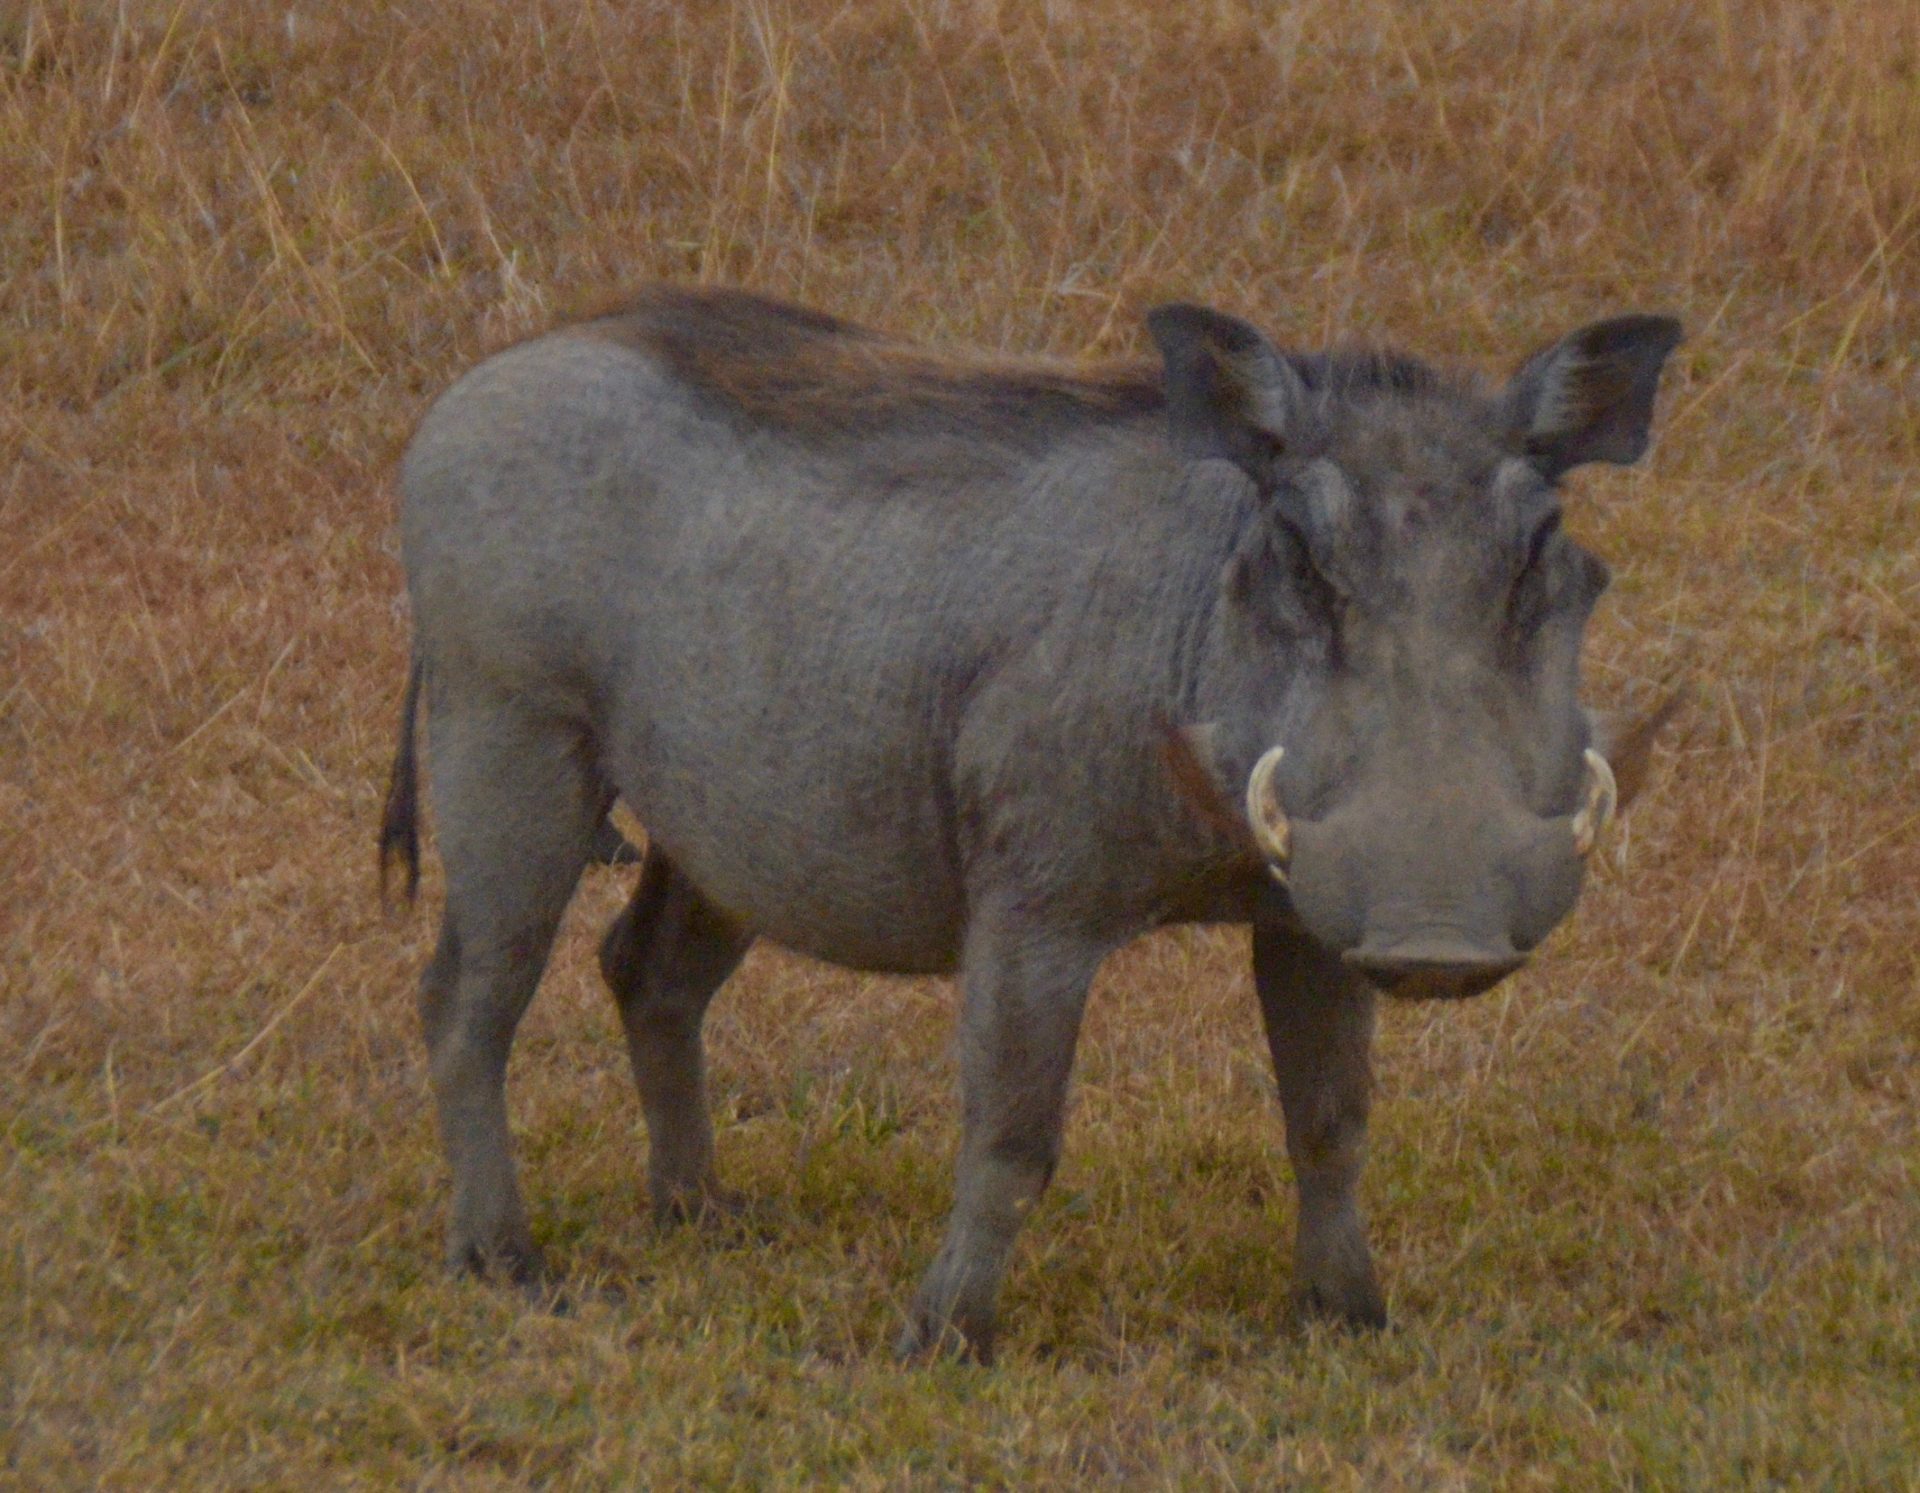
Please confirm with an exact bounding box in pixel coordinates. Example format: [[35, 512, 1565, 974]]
[[898, 909, 1103, 1364], [599, 848, 752, 1224], [1252, 904, 1386, 1329]]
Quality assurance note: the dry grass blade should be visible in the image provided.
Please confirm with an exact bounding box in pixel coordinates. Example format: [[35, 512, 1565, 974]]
[[141, 945, 344, 1120]]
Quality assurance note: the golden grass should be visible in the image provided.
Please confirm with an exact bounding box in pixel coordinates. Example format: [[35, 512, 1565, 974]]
[[4, 0, 1917, 1484]]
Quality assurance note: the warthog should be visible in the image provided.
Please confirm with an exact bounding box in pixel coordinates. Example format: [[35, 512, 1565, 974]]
[[380, 286, 1681, 1360]]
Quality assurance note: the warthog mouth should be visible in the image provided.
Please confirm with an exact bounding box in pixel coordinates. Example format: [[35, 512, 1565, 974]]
[[1342, 935, 1527, 1001]]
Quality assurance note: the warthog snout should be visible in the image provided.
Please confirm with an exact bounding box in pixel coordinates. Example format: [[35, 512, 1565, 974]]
[[1341, 936, 1528, 1001], [1244, 742, 1622, 999]]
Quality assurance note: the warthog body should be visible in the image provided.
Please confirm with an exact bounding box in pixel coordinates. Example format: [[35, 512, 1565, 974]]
[[382, 286, 1680, 1358]]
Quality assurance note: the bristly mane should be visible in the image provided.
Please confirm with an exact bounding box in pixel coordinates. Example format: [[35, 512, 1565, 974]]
[[1290, 348, 1456, 400], [571, 286, 1164, 449], [568, 286, 1460, 449]]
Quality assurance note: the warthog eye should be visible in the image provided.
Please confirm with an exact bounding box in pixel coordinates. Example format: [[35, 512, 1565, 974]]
[[1507, 508, 1567, 632], [1520, 508, 1562, 576]]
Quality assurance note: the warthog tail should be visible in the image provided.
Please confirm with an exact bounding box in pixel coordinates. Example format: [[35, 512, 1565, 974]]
[[379, 656, 423, 902]]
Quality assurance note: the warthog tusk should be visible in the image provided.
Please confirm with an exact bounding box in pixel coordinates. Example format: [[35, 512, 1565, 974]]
[[1245, 746, 1292, 884], [1572, 748, 1617, 857]]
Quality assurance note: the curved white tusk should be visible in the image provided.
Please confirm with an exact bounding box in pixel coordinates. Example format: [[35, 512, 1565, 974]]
[[1245, 746, 1292, 884], [1571, 747, 1618, 858]]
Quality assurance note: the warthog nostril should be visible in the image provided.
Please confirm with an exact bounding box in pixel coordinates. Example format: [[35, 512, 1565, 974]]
[[1342, 942, 1527, 1000]]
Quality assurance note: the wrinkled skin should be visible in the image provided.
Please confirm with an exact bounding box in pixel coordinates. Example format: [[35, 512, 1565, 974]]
[[381, 286, 1681, 1361]]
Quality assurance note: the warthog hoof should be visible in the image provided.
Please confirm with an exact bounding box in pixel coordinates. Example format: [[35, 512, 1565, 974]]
[[447, 1229, 547, 1292], [895, 1311, 994, 1366], [1292, 1276, 1388, 1331]]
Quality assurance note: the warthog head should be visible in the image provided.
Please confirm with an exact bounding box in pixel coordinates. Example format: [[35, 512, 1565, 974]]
[[1154, 305, 1683, 999]]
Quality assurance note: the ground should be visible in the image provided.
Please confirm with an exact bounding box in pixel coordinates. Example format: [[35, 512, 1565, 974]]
[[3, 1, 1917, 1486]]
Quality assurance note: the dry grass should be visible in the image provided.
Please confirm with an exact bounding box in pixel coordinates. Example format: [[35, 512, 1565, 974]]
[[4, 0, 1917, 1485]]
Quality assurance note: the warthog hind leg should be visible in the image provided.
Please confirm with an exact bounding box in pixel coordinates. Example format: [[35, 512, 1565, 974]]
[[599, 849, 752, 1225], [419, 697, 608, 1285]]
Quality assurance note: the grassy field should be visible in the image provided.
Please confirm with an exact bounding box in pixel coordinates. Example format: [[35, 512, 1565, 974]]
[[4, 0, 1917, 1485]]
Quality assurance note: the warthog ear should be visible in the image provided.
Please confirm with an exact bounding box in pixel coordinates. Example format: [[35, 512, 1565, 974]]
[[1146, 303, 1310, 489], [1504, 315, 1683, 480], [1591, 684, 1688, 811]]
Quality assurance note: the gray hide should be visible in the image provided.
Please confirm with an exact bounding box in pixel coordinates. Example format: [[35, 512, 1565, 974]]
[[381, 287, 1682, 1360]]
